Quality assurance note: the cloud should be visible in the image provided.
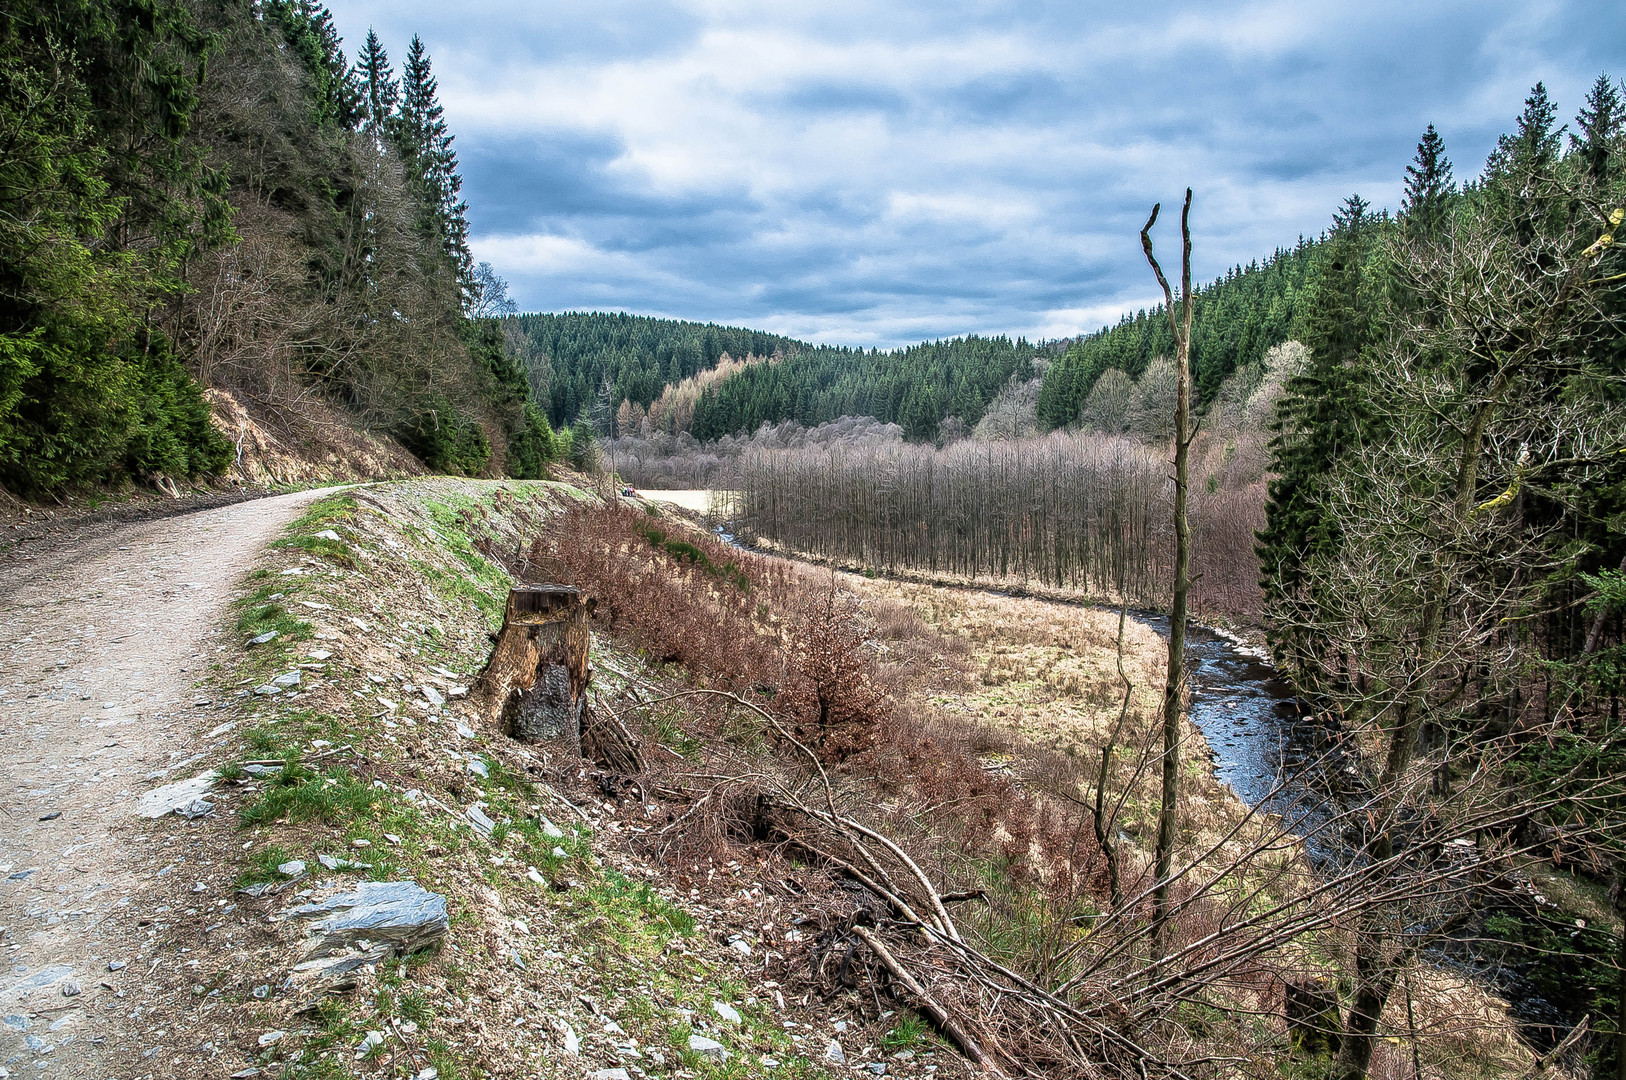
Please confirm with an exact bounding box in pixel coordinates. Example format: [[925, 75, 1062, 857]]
[[327, 0, 1626, 347]]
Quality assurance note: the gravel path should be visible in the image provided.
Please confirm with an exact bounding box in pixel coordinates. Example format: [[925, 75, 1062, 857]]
[[0, 488, 341, 1078]]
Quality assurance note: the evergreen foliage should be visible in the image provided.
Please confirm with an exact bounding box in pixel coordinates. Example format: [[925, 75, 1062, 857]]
[[395, 35, 472, 296], [1035, 240, 1320, 428], [511, 312, 809, 427], [0, 0, 233, 494], [0, 0, 559, 495], [689, 334, 1037, 441]]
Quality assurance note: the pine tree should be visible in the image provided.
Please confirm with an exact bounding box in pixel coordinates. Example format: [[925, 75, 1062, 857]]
[[1572, 72, 1624, 181], [1401, 125, 1454, 236], [357, 29, 398, 141], [397, 35, 473, 295]]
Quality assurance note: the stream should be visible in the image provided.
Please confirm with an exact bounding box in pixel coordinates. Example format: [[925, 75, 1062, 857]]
[[714, 517, 1609, 1060], [1137, 614, 1610, 1060]]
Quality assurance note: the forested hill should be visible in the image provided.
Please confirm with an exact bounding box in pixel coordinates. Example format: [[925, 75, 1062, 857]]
[[511, 312, 1042, 442], [1035, 237, 1323, 429], [0, 0, 565, 497], [510, 313, 807, 428], [689, 334, 1039, 441]]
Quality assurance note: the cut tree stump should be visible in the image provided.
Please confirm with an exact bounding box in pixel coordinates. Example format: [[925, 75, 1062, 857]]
[[477, 585, 595, 755], [475, 584, 643, 773]]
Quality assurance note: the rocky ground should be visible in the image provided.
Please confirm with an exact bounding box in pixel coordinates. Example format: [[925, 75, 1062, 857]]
[[3, 479, 954, 1080], [0, 488, 347, 1079]]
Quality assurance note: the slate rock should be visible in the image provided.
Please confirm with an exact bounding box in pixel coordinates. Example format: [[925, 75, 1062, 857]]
[[466, 804, 496, 839], [824, 1039, 847, 1065], [713, 1001, 742, 1025], [688, 1034, 729, 1062], [288, 880, 449, 957], [271, 671, 302, 689], [135, 772, 220, 819], [247, 631, 278, 646], [277, 861, 306, 878]]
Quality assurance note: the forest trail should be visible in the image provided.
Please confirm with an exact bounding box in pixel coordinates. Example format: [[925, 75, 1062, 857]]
[[0, 488, 342, 1077]]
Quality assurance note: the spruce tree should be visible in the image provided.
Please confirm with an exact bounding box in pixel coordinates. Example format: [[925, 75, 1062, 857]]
[[1572, 72, 1623, 181], [1491, 81, 1564, 174], [1257, 195, 1383, 682], [1401, 124, 1454, 236], [358, 29, 398, 141], [397, 36, 473, 295]]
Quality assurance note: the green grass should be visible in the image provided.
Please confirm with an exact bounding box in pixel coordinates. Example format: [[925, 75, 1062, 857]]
[[881, 1012, 931, 1051], [272, 533, 355, 568], [234, 586, 312, 643]]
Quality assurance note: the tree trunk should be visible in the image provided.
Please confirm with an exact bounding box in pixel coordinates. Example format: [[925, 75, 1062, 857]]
[[476, 585, 595, 755], [1141, 189, 1195, 952]]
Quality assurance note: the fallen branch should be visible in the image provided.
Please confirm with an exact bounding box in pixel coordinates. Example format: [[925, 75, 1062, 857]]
[[851, 925, 1003, 1075]]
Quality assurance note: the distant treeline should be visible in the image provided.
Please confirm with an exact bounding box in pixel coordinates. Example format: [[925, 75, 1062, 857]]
[[1035, 238, 1322, 428], [508, 312, 1045, 443], [507, 312, 805, 430]]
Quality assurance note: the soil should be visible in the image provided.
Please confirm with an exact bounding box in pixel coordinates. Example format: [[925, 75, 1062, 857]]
[[0, 488, 345, 1078]]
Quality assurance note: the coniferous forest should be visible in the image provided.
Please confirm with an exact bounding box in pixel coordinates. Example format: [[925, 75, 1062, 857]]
[[0, 0, 564, 495]]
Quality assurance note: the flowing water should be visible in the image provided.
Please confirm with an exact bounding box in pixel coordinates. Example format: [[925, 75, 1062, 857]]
[[1137, 615, 1609, 1058]]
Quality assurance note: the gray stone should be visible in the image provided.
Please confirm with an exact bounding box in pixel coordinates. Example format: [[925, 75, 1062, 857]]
[[271, 671, 301, 689], [277, 861, 306, 878], [729, 939, 753, 956], [687, 1035, 729, 1062], [242, 764, 282, 779], [421, 685, 445, 707], [252, 985, 270, 1000], [135, 772, 220, 819], [288, 881, 448, 957], [466, 804, 496, 839], [257, 1031, 284, 1047], [3, 1014, 28, 1032], [712, 1001, 741, 1025], [824, 1039, 847, 1065], [106, 961, 125, 972], [178, 797, 213, 820], [248, 631, 278, 646], [313, 530, 343, 542], [253, 684, 282, 697], [59, 981, 80, 998], [467, 759, 488, 779], [317, 854, 370, 872], [591, 1070, 631, 1080], [454, 722, 477, 739]]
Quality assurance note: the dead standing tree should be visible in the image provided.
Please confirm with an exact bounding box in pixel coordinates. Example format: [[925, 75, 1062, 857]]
[[1140, 189, 1195, 952]]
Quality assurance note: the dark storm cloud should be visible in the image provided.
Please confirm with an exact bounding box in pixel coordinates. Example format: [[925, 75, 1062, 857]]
[[324, 0, 1626, 346]]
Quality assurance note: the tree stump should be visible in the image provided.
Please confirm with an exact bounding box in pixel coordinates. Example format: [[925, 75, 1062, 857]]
[[477, 585, 595, 755], [475, 585, 643, 774]]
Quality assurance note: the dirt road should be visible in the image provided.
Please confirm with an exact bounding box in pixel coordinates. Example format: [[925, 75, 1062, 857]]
[[0, 488, 340, 1077]]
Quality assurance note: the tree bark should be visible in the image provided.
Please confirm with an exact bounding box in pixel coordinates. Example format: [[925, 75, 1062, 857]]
[[1141, 189, 1195, 953]]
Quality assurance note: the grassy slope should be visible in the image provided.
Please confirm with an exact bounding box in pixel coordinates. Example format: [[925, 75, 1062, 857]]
[[120, 477, 1538, 1080], [132, 478, 934, 1080]]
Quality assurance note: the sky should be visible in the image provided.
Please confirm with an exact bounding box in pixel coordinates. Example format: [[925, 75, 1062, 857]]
[[324, 1, 1626, 349]]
